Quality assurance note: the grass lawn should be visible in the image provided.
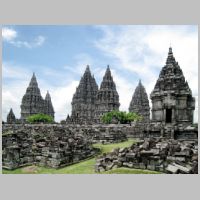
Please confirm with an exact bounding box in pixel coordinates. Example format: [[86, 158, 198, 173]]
[[2, 139, 161, 174]]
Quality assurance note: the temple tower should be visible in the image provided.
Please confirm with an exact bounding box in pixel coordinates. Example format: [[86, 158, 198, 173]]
[[95, 65, 120, 122], [44, 91, 55, 119], [20, 73, 45, 120], [150, 47, 195, 125], [129, 80, 150, 122], [71, 65, 98, 124], [7, 108, 16, 124]]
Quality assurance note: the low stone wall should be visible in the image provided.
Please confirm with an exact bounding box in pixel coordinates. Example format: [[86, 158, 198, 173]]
[[95, 138, 198, 174], [3, 124, 128, 144], [144, 123, 198, 140], [2, 124, 99, 169]]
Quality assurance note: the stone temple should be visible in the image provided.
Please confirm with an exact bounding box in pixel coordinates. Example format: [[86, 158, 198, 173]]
[[95, 65, 120, 123], [70, 65, 120, 124], [129, 80, 150, 122], [44, 91, 55, 118], [71, 65, 98, 124], [7, 108, 16, 124], [150, 47, 195, 125], [20, 73, 55, 120]]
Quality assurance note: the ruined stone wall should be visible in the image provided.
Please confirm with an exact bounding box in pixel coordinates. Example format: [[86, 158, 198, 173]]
[[2, 124, 99, 170]]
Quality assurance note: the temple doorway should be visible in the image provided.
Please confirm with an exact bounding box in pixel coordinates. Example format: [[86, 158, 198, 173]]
[[166, 109, 172, 123]]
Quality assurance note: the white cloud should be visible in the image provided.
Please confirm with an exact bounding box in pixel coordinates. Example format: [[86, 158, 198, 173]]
[[2, 26, 45, 48], [2, 62, 79, 122], [94, 25, 198, 122], [2, 27, 17, 41], [2, 26, 198, 123], [41, 81, 79, 121]]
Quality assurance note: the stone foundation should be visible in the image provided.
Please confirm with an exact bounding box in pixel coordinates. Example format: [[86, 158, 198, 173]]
[[144, 123, 198, 140], [95, 138, 198, 174]]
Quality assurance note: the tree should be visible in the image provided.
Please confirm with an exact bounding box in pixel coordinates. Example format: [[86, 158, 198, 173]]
[[101, 111, 142, 124], [27, 113, 53, 123]]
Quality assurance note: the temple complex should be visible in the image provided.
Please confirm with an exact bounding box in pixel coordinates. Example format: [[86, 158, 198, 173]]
[[7, 108, 16, 124], [95, 66, 120, 123], [129, 80, 150, 122], [150, 47, 195, 125], [71, 65, 98, 124], [20, 73, 55, 120]]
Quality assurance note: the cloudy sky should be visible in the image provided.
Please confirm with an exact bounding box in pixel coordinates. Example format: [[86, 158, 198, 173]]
[[2, 25, 198, 122]]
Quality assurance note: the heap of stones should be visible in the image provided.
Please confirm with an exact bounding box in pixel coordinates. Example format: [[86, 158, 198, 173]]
[[129, 80, 150, 122], [2, 124, 98, 169], [95, 138, 198, 174], [20, 73, 55, 121]]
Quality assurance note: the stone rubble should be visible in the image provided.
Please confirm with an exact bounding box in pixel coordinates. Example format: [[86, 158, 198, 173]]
[[95, 138, 198, 174]]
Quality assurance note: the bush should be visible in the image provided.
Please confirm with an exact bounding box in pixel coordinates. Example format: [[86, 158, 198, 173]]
[[27, 113, 53, 123], [101, 110, 142, 124]]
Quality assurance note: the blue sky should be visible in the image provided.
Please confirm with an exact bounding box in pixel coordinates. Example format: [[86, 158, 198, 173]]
[[2, 25, 198, 122]]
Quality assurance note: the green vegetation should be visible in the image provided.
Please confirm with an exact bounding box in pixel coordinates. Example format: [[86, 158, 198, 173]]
[[192, 123, 198, 127], [27, 113, 53, 123], [101, 110, 142, 124], [2, 139, 161, 174]]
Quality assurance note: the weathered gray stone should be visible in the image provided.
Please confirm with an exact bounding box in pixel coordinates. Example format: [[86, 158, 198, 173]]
[[129, 80, 150, 122], [20, 73, 55, 120], [150, 47, 195, 125], [95, 65, 120, 123], [71, 65, 98, 124], [95, 138, 198, 174]]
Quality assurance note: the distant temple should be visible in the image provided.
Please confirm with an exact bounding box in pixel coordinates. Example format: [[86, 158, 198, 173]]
[[95, 65, 120, 123], [150, 47, 195, 125], [71, 65, 98, 124], [129, 80, 150, 122], [7, 108, 16, 124], [20, 73, 55, 120], [70, 65, 120, 124], [5, 47, 196, 131]]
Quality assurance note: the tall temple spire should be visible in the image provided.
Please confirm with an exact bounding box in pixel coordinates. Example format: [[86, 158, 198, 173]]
[[7, 108, 16, 124], [44, 91, 55, 119], [20, 73, 45, 120], [150, 47, 195, 125], [71, 65, 98, 124], [166, 46, 176, 65], [29, 72, 38, 87], [129, 80, 150, 122], [95, 66, 120, 122], [100, 65, 116, 91]]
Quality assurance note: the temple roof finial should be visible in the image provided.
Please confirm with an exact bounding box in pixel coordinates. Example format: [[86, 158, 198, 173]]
[[169, 46, 173, 55], [86, 65, 90, 71]]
